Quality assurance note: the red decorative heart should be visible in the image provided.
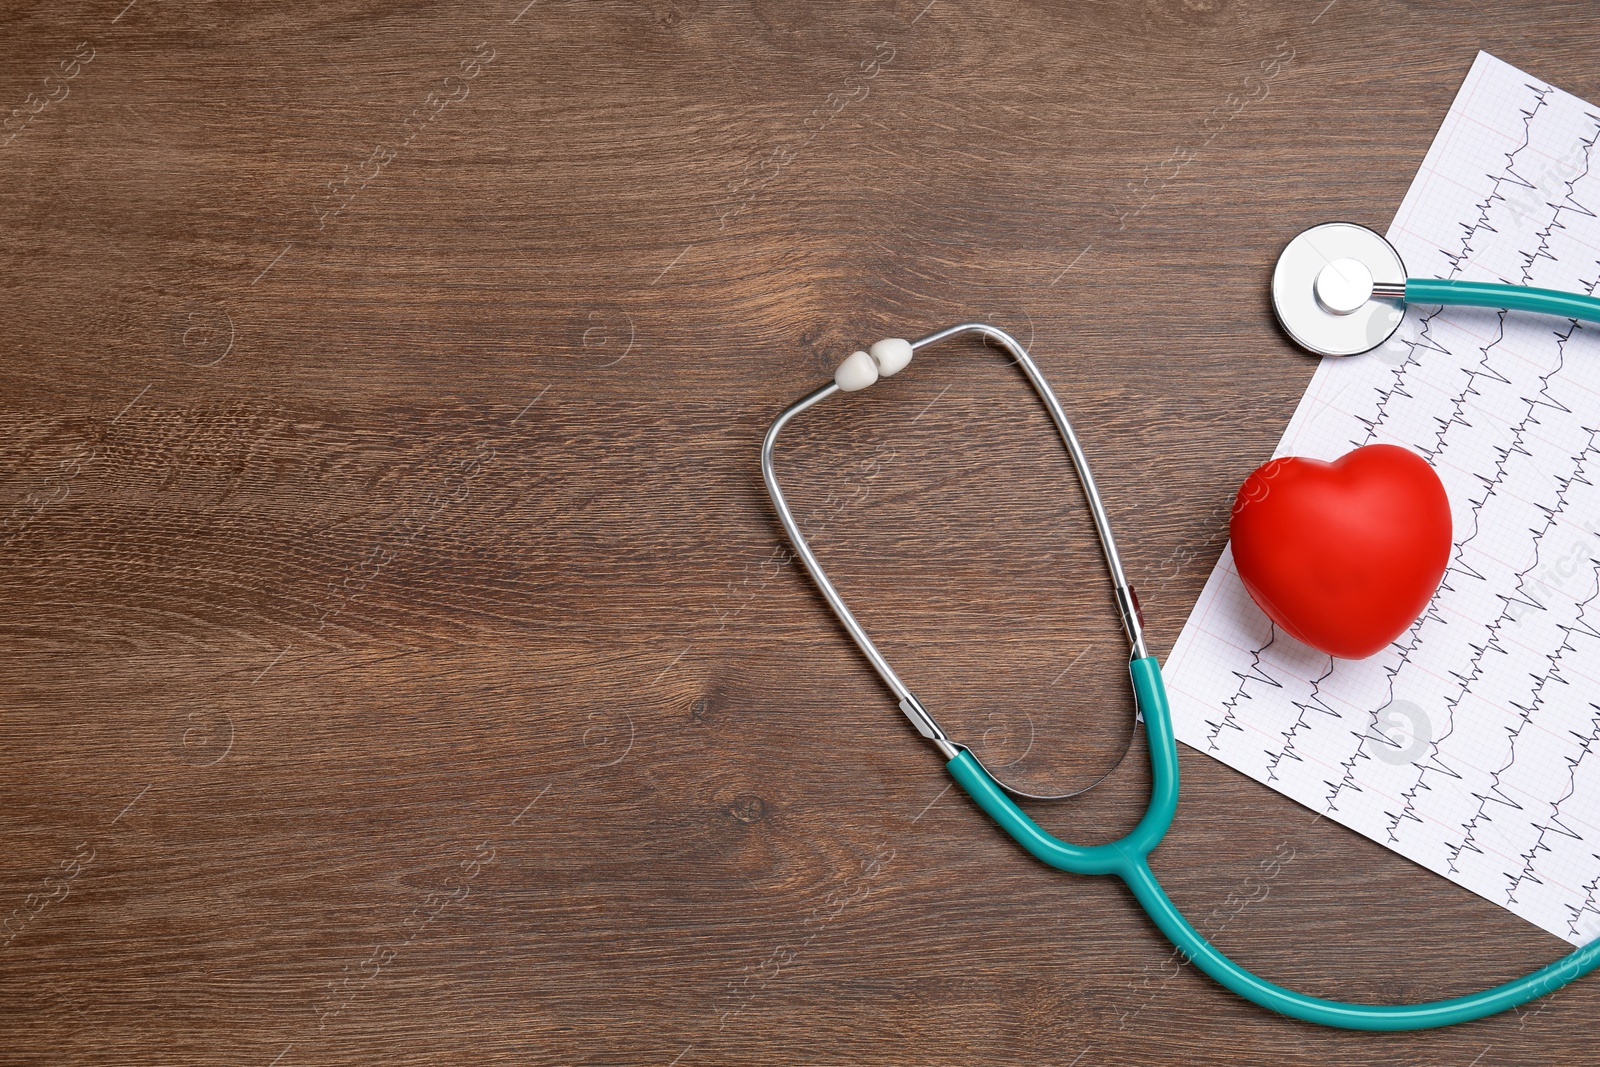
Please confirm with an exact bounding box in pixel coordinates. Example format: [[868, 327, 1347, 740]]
[[1229, 443, 1452, 659]]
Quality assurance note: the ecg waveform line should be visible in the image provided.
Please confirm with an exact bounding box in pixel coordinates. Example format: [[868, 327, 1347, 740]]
[[1435, 429, 1600, 871], [1323, 127, 1600, 833], [1164, 53, 1600, 945], [1504, 567, 1600, 912], [1355, 86, 1553, 453]]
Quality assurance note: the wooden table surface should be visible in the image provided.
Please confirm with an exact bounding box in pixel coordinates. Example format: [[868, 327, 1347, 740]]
[[6, 0, 1600, 1063]]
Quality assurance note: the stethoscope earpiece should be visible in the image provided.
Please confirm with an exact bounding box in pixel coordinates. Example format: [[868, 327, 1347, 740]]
[[833, 337, 914, 391]]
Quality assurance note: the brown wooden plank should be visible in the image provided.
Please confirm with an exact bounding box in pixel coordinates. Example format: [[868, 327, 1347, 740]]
[[5, 0, 1600, 1062]]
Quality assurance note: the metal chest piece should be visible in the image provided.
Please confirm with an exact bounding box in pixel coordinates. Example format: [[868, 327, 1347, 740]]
[[1272, 222, 1408, 357]]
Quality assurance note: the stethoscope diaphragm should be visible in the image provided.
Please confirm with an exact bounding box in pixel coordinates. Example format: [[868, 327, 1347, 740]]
[[1272, 222, 1407, 357]]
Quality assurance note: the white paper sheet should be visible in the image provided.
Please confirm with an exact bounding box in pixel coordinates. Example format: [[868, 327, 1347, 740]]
[[1165, 52, 1600, 945]]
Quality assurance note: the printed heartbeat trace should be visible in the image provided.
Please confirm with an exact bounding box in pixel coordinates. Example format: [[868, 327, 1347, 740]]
[[1165, 52, 1600, 945]]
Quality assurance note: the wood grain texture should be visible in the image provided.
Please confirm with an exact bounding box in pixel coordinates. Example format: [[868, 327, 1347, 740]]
[[5, 0, 1600, 1063]]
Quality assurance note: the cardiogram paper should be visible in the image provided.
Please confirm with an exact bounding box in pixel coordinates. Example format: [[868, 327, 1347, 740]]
[[1164, 52, 1600, 945]]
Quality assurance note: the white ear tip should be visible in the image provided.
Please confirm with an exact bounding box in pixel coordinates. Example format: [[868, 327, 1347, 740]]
[[869, 338, 913, 377], [835, 350, 879, 392]]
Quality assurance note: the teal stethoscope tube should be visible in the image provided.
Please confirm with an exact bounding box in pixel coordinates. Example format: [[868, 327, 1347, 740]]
[[762, 320, 1600, 1032], [950, 656, 1600, 1030], [1406, 277, 1600, 322]]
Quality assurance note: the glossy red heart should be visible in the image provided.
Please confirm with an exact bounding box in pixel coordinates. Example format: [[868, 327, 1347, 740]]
[[1229, 443, 1452, 659]]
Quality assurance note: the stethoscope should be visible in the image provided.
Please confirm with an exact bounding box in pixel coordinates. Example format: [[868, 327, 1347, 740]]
[[760, 223, 1600, 1031], [1273, 221, 1600, 356]]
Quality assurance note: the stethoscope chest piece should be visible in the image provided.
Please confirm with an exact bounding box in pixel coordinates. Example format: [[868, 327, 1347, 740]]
[[1272, 222, 1407, 357]]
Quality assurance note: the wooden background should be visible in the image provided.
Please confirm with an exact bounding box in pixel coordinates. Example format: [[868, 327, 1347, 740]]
[[5, 0, 1600, 1063]]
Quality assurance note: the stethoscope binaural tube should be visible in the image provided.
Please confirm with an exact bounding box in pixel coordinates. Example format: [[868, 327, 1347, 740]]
[[1273, 221, 1600, 357], [761, 323, 1148, 799], [762, 323, 1600, 1029]]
